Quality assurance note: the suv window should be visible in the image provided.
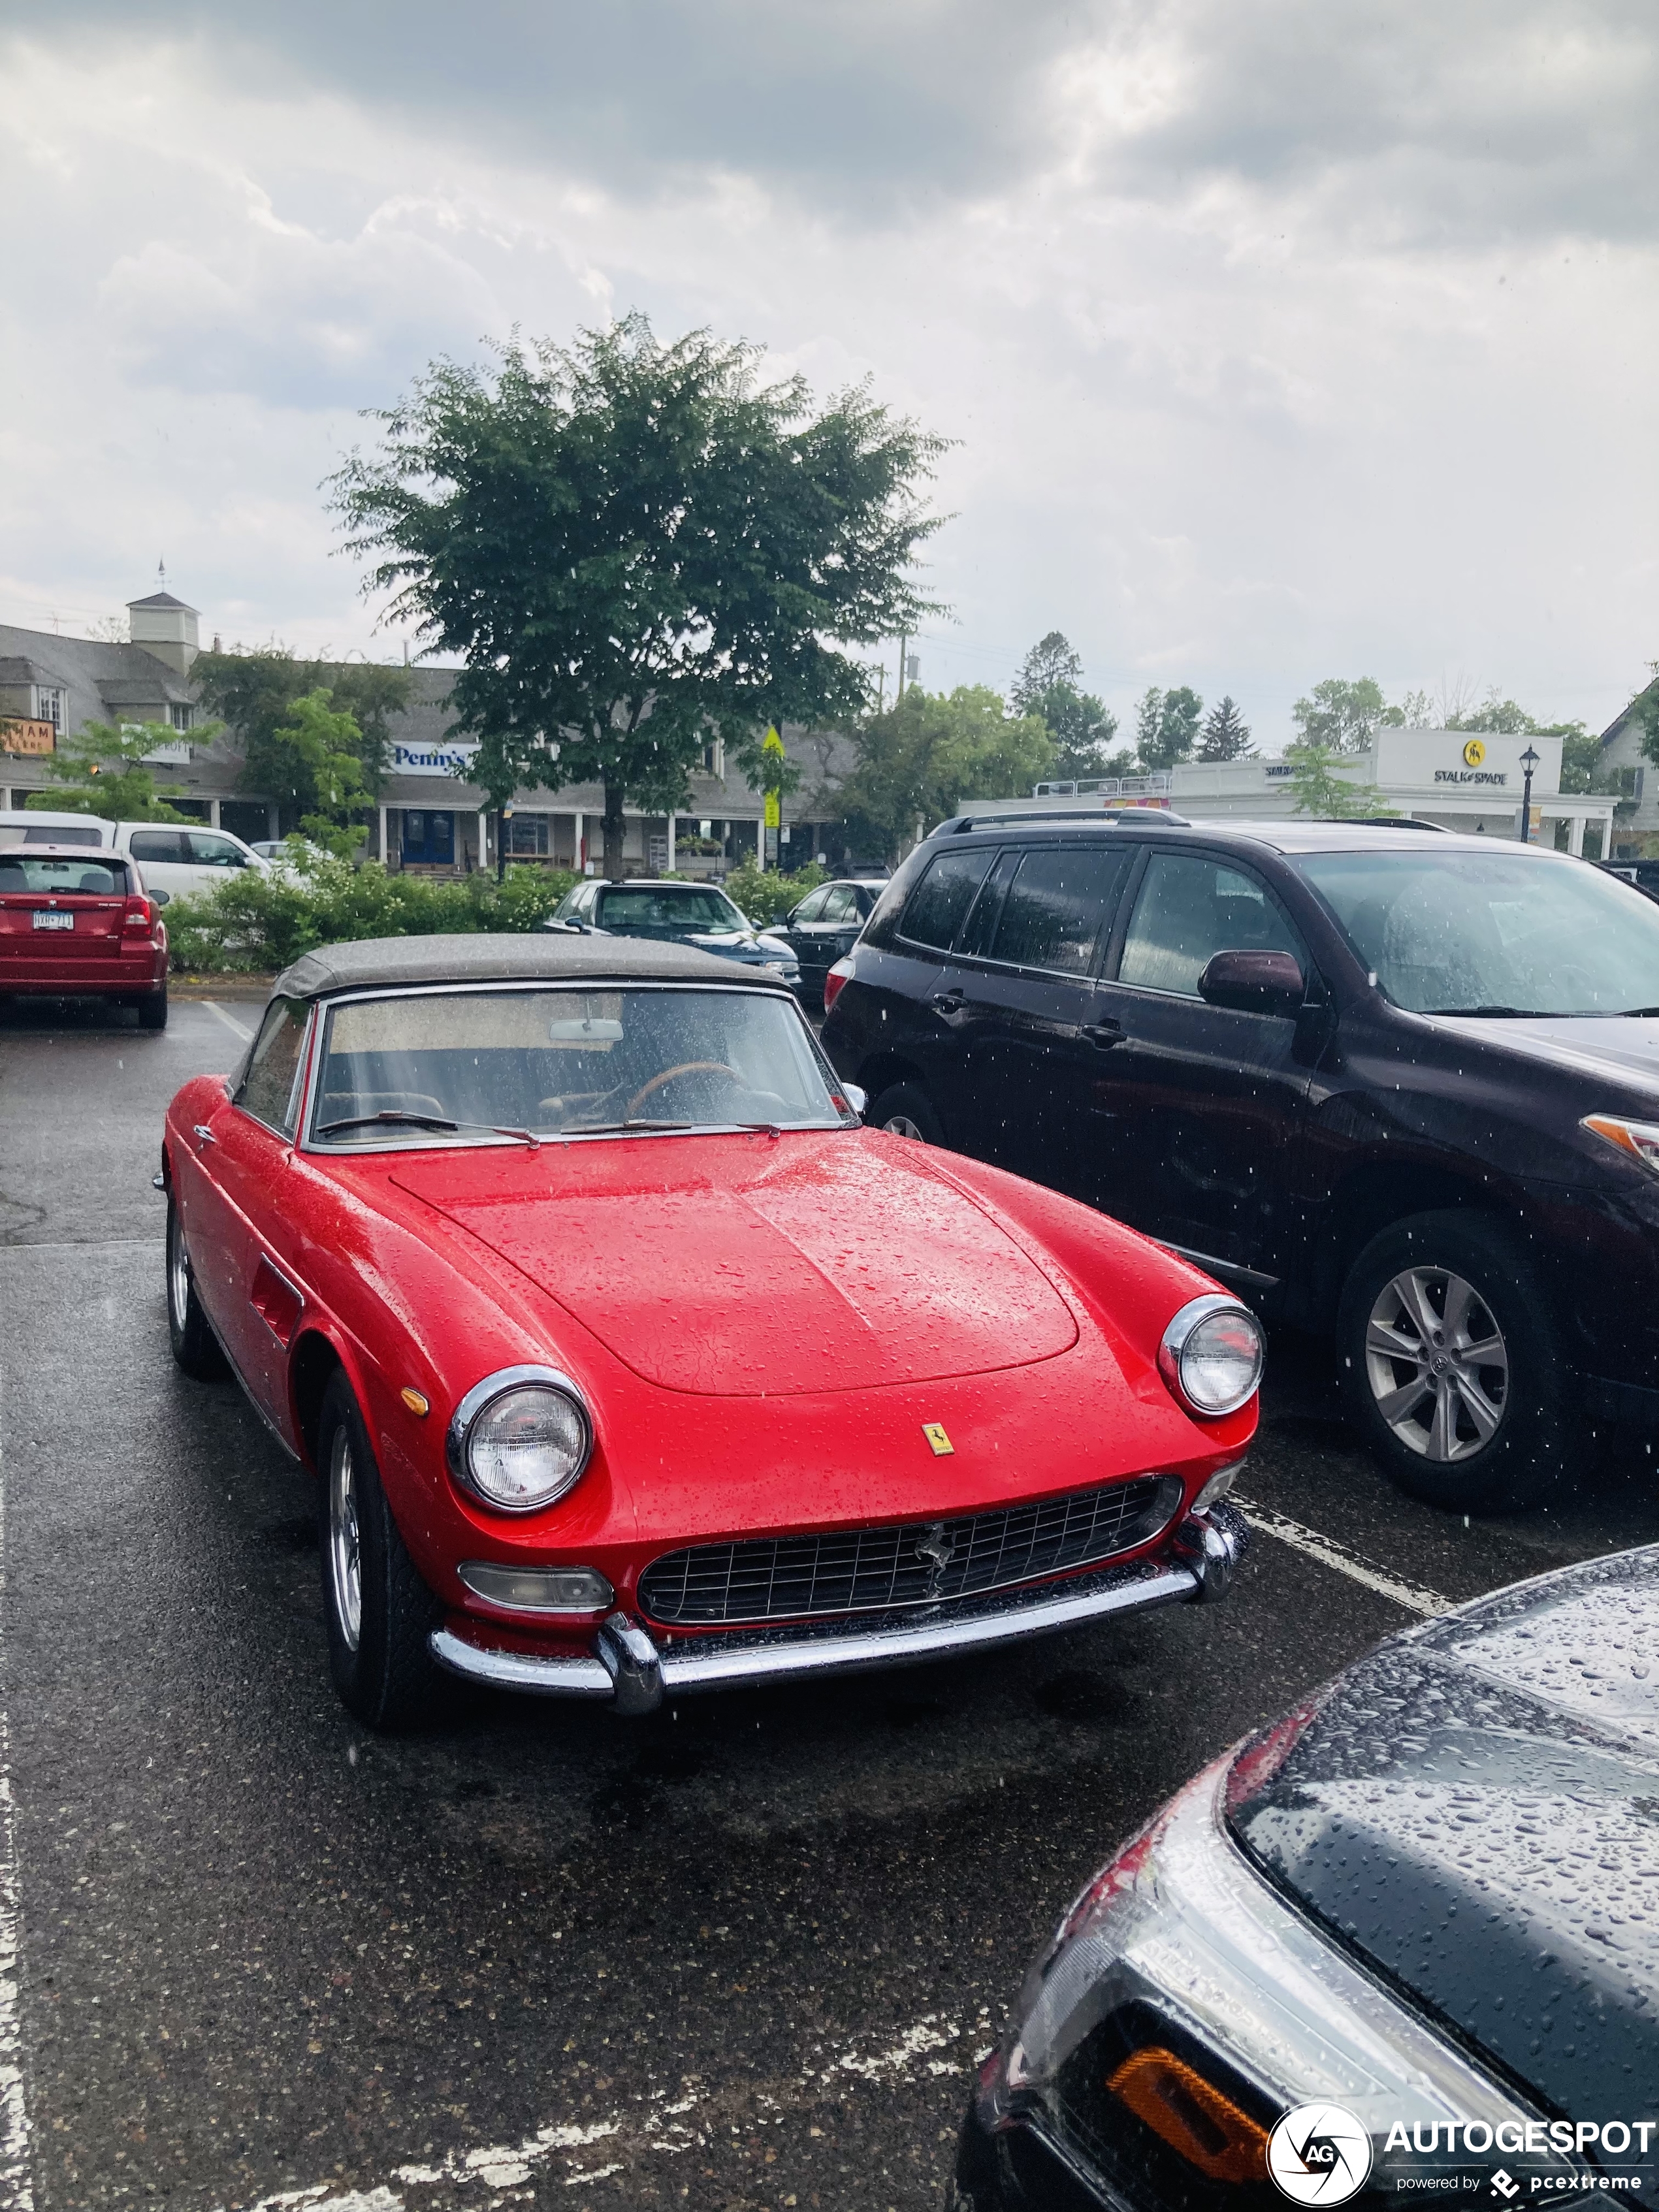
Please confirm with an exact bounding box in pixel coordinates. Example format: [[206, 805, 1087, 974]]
[[897, 849, 996, 951], [968, 845, 1132, 975], [1119, 852, 1307, 998], [238, 998, 310, 1134], [128, 829, 187, 864], [188, 833, 248, 869]]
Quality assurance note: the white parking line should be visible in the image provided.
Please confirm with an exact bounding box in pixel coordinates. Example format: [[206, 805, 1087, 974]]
[[1235, 1496, 1452, 1618], [201, 1001, 253, 1043], [0, 1386, 33, 2212]]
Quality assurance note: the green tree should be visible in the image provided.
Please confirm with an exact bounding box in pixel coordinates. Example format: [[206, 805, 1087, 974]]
[[1291, 677, 1387, 753], [1135, 685, 1204, 773], [1011, 633, 1120, 779], [1447, 693, 1536, 735], [1197, 696, 1253, 761], [193, 647, 412, 826], [26, 718, 211, 821], [1628, 672, 1659, 772], [833, 685, 1054, 861], [267, 691, 376, 859], [330, 314, 947, 878], [1285, 738, 1389, 818]]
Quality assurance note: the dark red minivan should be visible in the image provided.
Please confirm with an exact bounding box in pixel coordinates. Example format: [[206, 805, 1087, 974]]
[[0, 843, 170, 1027]]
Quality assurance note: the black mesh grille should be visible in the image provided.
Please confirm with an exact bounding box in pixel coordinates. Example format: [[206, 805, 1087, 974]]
[[637, 1475, 1182, 1627]]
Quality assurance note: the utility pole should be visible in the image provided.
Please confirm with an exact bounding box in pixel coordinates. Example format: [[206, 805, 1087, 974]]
[[896, 633, 908, 704]]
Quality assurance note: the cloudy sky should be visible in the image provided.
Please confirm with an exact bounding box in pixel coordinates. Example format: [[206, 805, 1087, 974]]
[[1, 0, 1654, 747]]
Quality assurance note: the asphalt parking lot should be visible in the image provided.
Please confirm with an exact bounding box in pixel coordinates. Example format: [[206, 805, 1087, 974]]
[[3, 995, 1657, 2212]]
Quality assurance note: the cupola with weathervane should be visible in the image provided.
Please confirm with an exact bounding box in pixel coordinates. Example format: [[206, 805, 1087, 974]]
[[126, 588, 200, 676]]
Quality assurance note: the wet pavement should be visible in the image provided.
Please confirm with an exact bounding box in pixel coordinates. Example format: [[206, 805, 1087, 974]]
[[2, 993, 1656, 2212]]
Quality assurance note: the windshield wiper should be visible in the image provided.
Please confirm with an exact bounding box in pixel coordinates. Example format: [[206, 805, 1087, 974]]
[[561, 1116, 693, 1134], [1421, 1005, 1547, 1018], [1618, 1006, 1659, 1018], [317, 1110, 541, 1147]]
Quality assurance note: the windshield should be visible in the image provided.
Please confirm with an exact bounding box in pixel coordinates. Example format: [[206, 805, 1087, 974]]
[[1295, 849, 1659, 1016], [598, 886, 747, 933], [310, 984, 848, 1147]]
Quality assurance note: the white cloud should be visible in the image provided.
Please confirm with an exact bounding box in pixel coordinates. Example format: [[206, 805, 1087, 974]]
[[0, 4, 1654, 741]]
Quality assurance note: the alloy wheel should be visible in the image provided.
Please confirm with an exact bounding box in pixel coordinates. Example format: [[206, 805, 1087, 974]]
[[168, 1213, 192, 1334], [882, 1115, 926, 1140], [328, 1426, 364, 1652], [1364, 1266, 1509, 1462]]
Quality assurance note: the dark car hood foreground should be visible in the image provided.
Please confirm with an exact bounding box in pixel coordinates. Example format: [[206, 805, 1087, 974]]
[[1228, 1546, 1659, 2119], [1427, 1010, 1659, 1093]]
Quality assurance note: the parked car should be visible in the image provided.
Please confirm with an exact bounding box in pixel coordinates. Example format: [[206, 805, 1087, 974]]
[[0, 843, 170, 1027], [161, 933, 1257, 1729], [955, 1542, 1659, 2211], [545, 878, 801, 989], [109, 822, 269, 901], [1600, 858, 1659, 905], [822, 817, 1659, 1512], [777, 877, 889, 1009]]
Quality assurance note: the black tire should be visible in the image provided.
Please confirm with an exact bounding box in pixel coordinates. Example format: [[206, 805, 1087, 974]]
[[867, 1080, 945, 1146], [166, 1196, 229, 1379], [1337, 1210, 1566, 1513], [137, 990, 168, 1031], [317, 1370, 444, 1729]]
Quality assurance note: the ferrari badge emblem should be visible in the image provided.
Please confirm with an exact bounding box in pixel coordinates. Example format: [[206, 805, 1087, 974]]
[[922, 1422, 954, 1456]]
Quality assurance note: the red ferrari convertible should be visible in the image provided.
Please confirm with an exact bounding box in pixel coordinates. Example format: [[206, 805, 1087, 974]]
[[160, 935, 1258, 1728]]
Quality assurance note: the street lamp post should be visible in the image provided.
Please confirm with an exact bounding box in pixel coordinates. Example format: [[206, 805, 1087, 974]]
[[1519, 745, 1539, 844]]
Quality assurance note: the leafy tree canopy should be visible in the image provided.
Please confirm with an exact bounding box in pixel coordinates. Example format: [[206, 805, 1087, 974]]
[[1284, 738, 1390, 818], [1011, 632, 1121, 778], [1010, 632, 1083, 711], [266, 691, 377, 859], [1197, 695, 1253, 761], [26, 718, 215, 822], [1291, 677, 1388, 753], [833, 685, 1054, 861], [1135, 685, 1204, 773], [330, 313, 948, 876], [193, 647, 411, 829]]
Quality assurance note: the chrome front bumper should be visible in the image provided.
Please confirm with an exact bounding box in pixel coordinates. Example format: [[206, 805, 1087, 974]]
[[428, 1505, 1249, 1714]]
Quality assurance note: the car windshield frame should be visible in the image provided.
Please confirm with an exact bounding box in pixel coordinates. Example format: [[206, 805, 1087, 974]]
[[298, 978, 856, 1153], [1291, 845, 1659, 1019]]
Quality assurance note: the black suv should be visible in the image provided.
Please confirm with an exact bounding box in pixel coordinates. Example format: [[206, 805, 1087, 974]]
[[822, 812, 1659, 1511]]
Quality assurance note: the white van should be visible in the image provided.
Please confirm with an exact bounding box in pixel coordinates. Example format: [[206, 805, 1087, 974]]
[[0, 809, 116, 851], [109, 823, 270, 901]]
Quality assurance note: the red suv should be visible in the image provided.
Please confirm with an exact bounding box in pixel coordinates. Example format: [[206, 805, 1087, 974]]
[[0, 844, 170, 1028]]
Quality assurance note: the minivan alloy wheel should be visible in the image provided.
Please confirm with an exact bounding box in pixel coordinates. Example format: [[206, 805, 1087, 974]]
[[1364, 1266, 1509, 1462]]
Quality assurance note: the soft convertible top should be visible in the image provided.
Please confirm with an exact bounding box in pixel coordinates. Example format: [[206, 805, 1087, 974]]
[[272, 931, 787, 1002]]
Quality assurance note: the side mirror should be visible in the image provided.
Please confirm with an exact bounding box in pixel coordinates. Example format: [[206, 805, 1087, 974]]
[[152, 888, 171, 908], [1198, 948, 1304, 1016], [842, 1083, 868, 1118]]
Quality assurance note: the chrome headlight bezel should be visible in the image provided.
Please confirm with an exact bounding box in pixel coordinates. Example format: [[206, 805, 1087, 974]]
[[1158, 1295, 1264, 1418], [445, 1364, 593, 1515]]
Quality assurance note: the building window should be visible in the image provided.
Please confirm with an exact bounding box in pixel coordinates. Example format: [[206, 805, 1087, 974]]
[[701, 737, 725, 777], [504, 813, 549, 858], [33, 686, 63, 730], [169, 703, 195, 733]]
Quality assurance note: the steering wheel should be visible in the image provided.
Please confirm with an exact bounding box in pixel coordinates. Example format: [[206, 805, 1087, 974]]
[[625, 1062, 743, 1119]]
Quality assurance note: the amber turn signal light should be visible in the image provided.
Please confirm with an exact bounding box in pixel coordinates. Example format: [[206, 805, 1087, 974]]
[[400, 1387, 430, 1417], [1107, 2047, 1268, 2184]]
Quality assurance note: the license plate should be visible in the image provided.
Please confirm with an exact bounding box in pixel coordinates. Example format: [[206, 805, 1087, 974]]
[[32, 912, 74, 931]]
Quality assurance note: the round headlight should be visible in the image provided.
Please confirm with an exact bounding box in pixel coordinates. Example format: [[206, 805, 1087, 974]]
[[1159, 1297, 1264, 1418], [447, 1366, 592, 1513]]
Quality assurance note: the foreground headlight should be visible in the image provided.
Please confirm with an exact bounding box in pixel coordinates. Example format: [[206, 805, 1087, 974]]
[[447, 1365, 592, 1513], [1158, 1296, 1264, 1416], [1583, 1113, 1659, 1172]]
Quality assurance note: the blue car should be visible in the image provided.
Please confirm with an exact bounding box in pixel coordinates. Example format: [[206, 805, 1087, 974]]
[[545, 878, 802, 991]]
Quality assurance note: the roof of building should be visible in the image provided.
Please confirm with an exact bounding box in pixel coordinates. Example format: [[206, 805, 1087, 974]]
[[0, 626, 193, 701], [272, 931, 791, 1002], [127, 592, 197, 613]]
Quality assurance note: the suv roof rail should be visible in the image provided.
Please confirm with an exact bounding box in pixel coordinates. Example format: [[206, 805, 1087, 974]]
[[933, 804, 1191, 835], [1341, 816, 1450, 831]]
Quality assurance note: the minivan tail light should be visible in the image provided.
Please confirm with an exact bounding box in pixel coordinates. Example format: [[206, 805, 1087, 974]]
[[823, 958, 853, 1014]]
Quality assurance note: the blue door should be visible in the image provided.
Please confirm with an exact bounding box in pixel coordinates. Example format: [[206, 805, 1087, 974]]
[[402, 810, 454, 866]]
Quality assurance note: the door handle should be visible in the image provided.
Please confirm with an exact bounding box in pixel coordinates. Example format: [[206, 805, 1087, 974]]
[[192, 1123, 217, 1145], [930, 987, 965, 1014], [1081, 1020, 1125, 1048]]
